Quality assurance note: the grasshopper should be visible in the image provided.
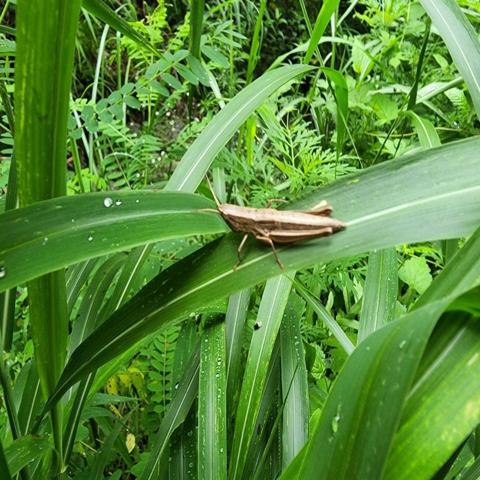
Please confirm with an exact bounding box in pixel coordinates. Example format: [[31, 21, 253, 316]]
[[208, 185, 346, 268]]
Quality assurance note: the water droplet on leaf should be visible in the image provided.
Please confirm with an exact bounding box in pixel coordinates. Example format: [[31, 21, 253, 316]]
[[103, 197, 114, 208]]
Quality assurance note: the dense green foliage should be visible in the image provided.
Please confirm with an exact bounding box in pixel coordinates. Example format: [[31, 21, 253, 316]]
[[1, 0, 480, 478]]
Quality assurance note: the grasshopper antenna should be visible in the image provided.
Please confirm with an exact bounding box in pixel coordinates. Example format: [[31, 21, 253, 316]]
[[206, 176, 221, 207]]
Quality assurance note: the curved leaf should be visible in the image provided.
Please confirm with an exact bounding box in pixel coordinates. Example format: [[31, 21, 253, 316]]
[[0, 191, 228, 292], [304, 0, 341, 64], [385, 313, 480, 479], [46, 137, 480, 409], [286, 295, 458, 480], [229, 275, 292, 480], [198, 321, 227, 480], [358, 248, 398, 343], [166, 65, 314, 192], [4, 435, 52, 476], [82, 0, 156, 55], [420, 0, 480, 120]]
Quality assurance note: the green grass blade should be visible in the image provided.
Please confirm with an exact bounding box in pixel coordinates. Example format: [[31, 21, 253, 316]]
[[415, 227, 480, 309], [358, 248, 398, 343], [459, 454, 480, 480], [246, 0, 267, 84], [43, 137, 480, 409], [0, 191, 227, 292], [0, 81, 16, 352], [290, 296, 457, 479], [189, 0, 204, 60], [280, 294, 309, 467], [69, 254, 126, 353], [166, 65, 314, 192], [384, 313, 480, 479], [82, 0, 156, 55], [169, 321, 199, 480], [140, 349, 200, 480], [404, 111, 441, 149], [0, 441, 11, 480], [225, 289, 251, 411], [420, 0, 480, 121], [66, 259, 99, 314], [17, 360, 42, 435], [15, 0, 82, 467], [320, 67, 348, 158], [229, 275, 292, 480], [294, 280, 354, 355], [4, 435, 52, 476], [198, 321, 227, 480], [101, 244, 154, 318], [63, 255, 126, 465], [304, 0, 340, 64]]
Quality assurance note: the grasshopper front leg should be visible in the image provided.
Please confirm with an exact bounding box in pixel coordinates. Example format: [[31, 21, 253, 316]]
[[234, 233, 250, 270], [254, 233, 284, 270]]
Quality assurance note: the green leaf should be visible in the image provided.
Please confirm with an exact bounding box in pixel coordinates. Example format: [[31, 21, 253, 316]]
[[166, 65, 314, 192], [295, 280, 354, 355], [4, 435, 52, 475], [82, 0, 156, 55], [280, 294, 309, 467], [304, 0, 341, 64], [0, 191, 228, 292], [229, 275, 292, 480], [399, 256, 432, 295], [198, 320, 227, 480], [189, 0, 205, 60], [420, 0, 480, 121], [15, 0, 82, 465], [140, 350, 200, 480], [416, 227, 480, 309], [288, 297, 453, 480], [358, 249, 398, 343], [404, 111, 441, 149], [45, 137, 480, 410], [225, 289, 251, 411], [385, 313, 480, 479], [321, 67, 348, 157], [371, 93, 399, 124], [0, 441, 11, 480]]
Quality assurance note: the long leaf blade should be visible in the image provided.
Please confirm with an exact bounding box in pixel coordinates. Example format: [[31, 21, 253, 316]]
[[420, 0, 480, 120], [229, 275, 292, 480], [46, 137, 480, 409], [198, 321, 227, 480], [166, 65, 313, 192], [0, 191, 227, 292]]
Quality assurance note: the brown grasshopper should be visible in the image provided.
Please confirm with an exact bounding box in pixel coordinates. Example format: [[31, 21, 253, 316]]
[[208, 185, 346, 268]]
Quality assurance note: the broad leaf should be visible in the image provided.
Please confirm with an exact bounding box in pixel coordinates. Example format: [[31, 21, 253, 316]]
[[0, 192, 227, 292], [45, 137, 480, 409]]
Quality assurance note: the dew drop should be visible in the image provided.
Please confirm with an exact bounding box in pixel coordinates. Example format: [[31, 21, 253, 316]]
[[135, 199, 140, 204], [331, 414, 341, 434], [115, 200, 122, 206], [0, 265, 6, 279], [399, 340, 407, 349], [88, 235, 94, 242], [103, 197, 114, 208]]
